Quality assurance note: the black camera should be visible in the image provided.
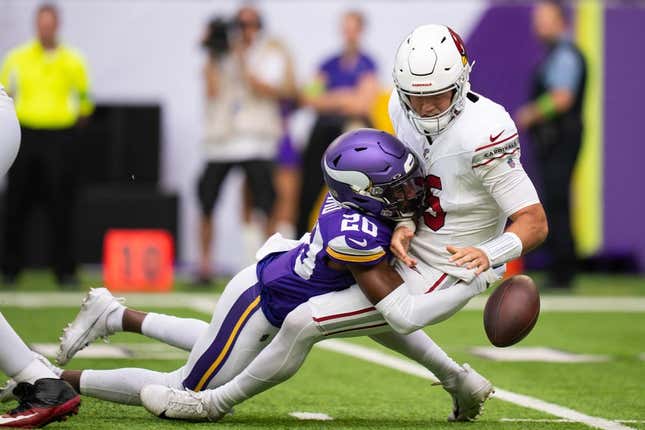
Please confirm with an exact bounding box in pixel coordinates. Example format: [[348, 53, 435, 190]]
[[202, 17, 230, 58]]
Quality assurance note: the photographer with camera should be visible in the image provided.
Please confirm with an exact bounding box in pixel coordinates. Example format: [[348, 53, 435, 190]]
[[196, 6, 295, 283]]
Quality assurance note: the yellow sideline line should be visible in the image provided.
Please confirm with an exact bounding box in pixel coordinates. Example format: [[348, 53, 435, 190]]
[[573, 0, 604, 256]]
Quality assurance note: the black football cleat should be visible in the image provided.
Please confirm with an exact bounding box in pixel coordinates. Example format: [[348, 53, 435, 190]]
[[0, 378, 80, 428]]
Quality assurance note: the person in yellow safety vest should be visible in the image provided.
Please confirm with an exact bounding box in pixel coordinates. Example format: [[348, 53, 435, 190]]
[[0, 3, 94, 288]]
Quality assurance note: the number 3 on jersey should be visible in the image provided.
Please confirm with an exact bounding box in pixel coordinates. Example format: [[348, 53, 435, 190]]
[[423, 175, 446, 231], [340, 213, 378, 237]]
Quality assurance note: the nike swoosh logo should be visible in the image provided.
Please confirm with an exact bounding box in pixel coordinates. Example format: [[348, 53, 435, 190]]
[[489, 130, 505, 142], [0, 412, 38, 424], [348, 237, 368, 247]]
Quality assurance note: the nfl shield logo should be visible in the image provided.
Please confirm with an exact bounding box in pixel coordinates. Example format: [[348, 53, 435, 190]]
[[507, 158, 516, 168]]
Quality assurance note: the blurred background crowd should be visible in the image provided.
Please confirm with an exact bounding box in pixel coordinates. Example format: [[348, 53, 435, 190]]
[[0, 0, 642, 290]]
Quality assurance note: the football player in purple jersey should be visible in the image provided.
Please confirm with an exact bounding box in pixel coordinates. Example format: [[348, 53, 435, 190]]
[[51, 129, 493, 422]]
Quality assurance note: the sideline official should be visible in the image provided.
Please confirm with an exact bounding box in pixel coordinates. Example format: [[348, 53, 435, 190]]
[[515, 1, 586, 289], [0, 4, 93, 287]]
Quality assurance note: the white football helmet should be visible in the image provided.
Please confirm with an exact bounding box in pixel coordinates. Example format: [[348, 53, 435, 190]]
[[393, 24, 472, 136]]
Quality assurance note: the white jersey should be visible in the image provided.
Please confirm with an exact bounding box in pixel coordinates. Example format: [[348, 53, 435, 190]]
[[388, 89, 540, 283]]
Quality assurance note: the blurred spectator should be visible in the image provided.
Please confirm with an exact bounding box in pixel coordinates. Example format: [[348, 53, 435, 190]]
[[515, 0, 586, 289], [296, 10, 379, 235], [270, 100, 300, 240], [196, 6, 294, 282], [0, 4, 93, 288]]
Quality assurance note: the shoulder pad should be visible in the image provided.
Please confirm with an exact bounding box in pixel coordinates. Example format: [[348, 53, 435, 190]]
[[326, 235, 386, 264]]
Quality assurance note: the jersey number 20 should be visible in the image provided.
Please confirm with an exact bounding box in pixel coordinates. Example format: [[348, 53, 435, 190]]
[[340, 213, 378, 237], [423, 175, 446, 231]]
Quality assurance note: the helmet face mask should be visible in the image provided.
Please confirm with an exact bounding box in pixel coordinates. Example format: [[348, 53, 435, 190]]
[[376, 174, 427, 221], [393, 24, 472, 137], [322, 129, 427, 222]]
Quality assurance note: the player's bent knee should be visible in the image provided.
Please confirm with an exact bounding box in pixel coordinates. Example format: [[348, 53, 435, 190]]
[[280, 304, 321, 344], [381, 312, 422, 335]]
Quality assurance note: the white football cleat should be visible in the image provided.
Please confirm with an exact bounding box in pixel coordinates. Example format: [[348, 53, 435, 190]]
[[140, 385, 228, 422], [1, 353, 62, 403], [441, 363, 494, 422], [57, 287, 124, 365]]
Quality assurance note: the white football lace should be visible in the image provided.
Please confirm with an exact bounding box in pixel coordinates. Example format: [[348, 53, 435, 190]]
[[168, 390, 205, 415]]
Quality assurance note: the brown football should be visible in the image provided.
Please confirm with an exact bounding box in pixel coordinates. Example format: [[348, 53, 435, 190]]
[[483, 274, 540, 347]]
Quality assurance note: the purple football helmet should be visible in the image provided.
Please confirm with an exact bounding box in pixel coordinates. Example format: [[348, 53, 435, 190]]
[[322, 128, 426, 221]]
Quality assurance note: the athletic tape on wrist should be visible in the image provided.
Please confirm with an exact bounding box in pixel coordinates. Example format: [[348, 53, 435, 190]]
[[536, 93, 557, 119], [395, 219, 416, 233], [478, 232, 523, 267]]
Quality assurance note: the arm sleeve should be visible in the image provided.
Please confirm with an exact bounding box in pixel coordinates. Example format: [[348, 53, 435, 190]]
[[72, 52, 94, 117], [544, 46, 584, 93], [375, 267, 500, 334], [472, 135, 540, 217]]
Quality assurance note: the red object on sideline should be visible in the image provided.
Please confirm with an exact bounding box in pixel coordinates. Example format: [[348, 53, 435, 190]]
[[103, 229, 174, 292], [505, 258, 524, 278]]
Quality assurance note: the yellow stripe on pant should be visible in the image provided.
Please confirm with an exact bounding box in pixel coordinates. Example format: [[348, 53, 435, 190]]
[[194, 296, 261, 392]]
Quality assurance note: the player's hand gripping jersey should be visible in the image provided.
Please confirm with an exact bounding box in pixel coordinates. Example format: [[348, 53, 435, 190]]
[[389, 90, 540, 283], [257, 194, 393, 327]]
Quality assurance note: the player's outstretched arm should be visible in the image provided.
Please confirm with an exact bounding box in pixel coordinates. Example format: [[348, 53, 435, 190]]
[[348, 261, 489, 334]]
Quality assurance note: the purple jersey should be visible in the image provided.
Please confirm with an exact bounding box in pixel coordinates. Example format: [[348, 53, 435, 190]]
[[258, 194, 393, 327], [320, 53, 376, 90]]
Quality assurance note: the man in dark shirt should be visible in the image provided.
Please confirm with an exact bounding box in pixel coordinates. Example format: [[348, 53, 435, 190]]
[[515, 0, 586, 289]]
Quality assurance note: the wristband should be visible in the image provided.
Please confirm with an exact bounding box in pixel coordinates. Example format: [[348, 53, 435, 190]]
[[536, 93, 557, 119], [478, 232, 523, 267], [395, 219, 417, 234]]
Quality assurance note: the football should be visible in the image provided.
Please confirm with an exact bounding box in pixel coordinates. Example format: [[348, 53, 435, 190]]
[[483, 274, 540, 347]]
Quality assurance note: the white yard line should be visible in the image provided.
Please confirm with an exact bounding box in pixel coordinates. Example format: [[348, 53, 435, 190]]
[[2, 292, 644, 312], [501, 418, 577, 423], [469, 346, 611, 363], [289, 412, 333, 421], [317, 340, 635, 430], [0, 292, 220, 311], [501, 418, 645, 424], [465, 296, 645, 312]]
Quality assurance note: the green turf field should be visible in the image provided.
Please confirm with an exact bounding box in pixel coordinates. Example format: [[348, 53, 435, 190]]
[[1, 272, 644, 429]]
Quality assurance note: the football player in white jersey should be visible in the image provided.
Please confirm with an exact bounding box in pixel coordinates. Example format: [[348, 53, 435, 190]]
[[134, 24, 547, 423], [387, 25, 547, 283], [0, 84, 80, 428]]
